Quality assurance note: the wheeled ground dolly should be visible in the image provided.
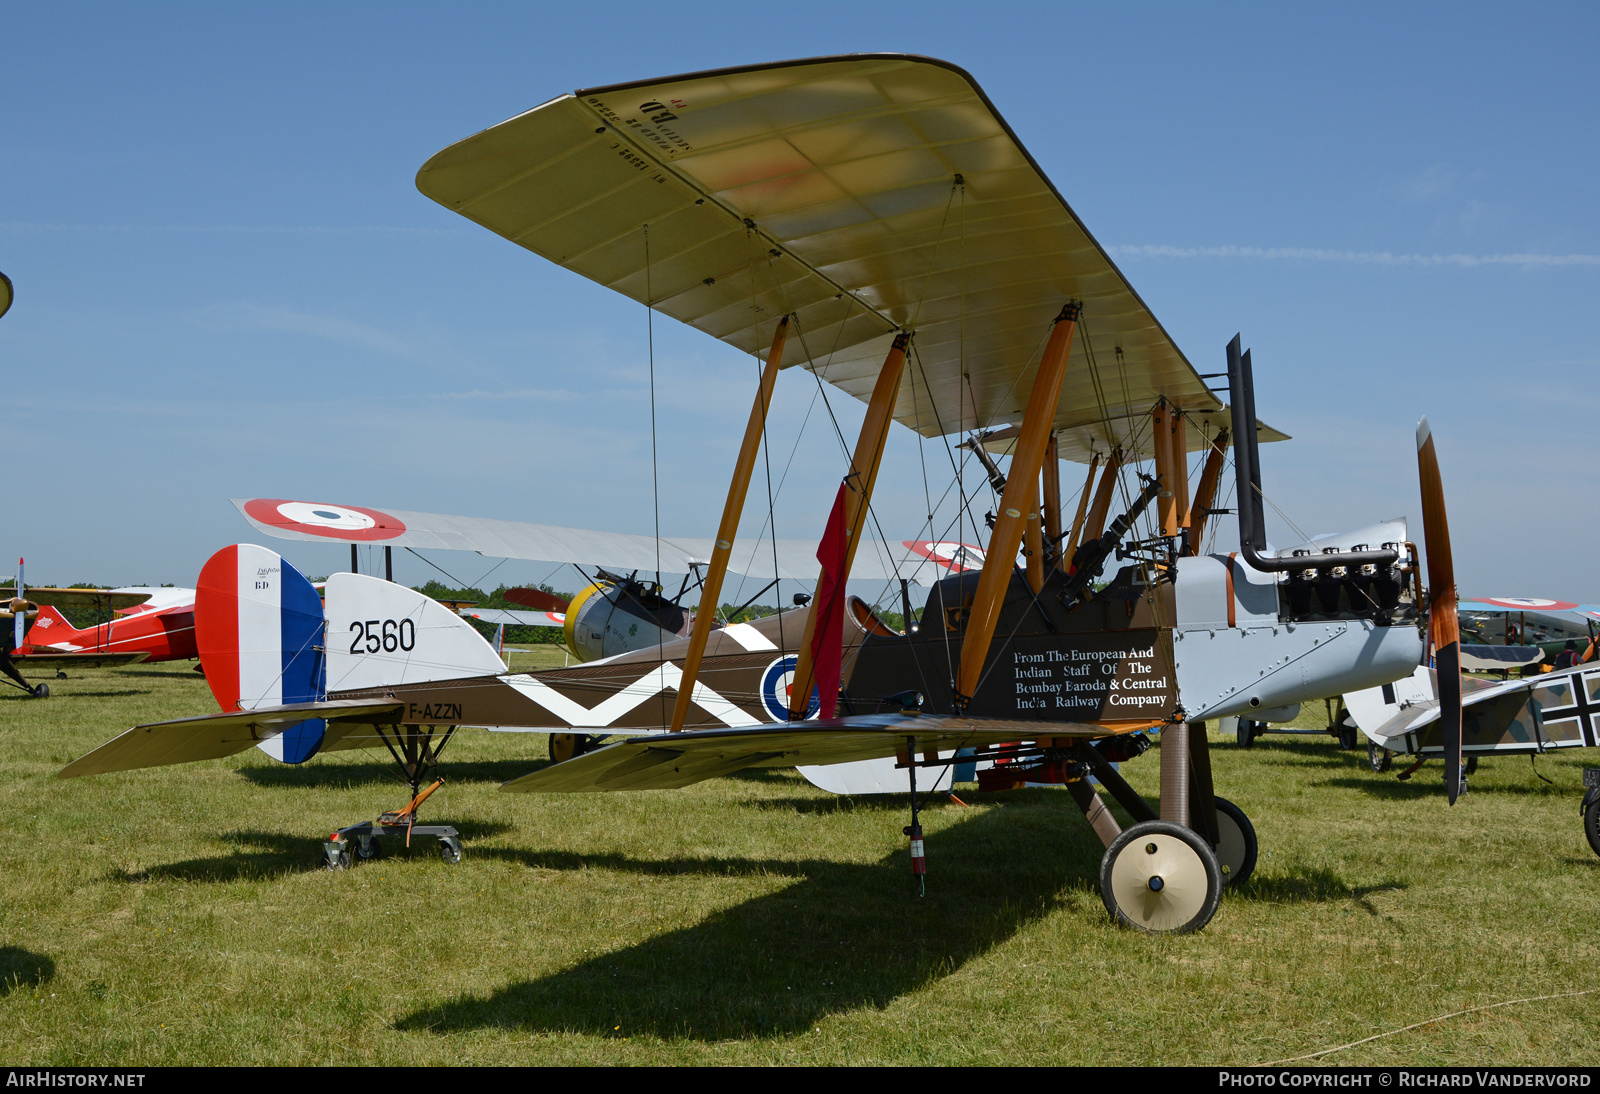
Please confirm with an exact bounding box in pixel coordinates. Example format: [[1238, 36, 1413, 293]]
[[324, 820, 462, 870], [322, 723, 464, 871]]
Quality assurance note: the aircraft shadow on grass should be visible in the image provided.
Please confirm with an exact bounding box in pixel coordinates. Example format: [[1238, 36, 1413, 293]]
[[108, 821, 511, 883], [395, 803, 1100, 1041], [236, 758, 549, 790], [392, 796, 1394, 1042], [0, 948, 54, 994]]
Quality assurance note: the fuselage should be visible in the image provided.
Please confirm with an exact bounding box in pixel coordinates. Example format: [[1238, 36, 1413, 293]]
[[21, 587, 198, 663]]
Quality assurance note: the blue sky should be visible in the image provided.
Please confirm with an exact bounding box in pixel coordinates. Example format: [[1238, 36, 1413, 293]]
[[2, 2, 1596, 604]]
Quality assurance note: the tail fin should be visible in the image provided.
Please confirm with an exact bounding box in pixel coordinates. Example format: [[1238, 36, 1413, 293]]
[[323, 573, 505, 692], [195, 544, 326, 763], [23, 605, 81, 649]]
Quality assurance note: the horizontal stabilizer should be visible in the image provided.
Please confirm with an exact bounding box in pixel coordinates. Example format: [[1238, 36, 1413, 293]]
[[501, 714, 1141, 794], [58, 700, 403, 778]]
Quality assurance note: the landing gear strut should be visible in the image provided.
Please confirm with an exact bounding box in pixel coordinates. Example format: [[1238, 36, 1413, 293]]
[[323, 723, 462, 870]]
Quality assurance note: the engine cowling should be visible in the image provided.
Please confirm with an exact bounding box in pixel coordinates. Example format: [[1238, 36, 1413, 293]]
[[562, 577, 691, 663]]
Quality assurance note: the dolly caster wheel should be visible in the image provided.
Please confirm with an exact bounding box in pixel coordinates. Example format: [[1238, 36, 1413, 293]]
[[1368, 742, 1393, 773], [355, 836, 382, 861], [324, 845, 351, 871], [1100, 820, 1221, 934], [438, 838, 462, 865], [1212, 796, 1258, 888]]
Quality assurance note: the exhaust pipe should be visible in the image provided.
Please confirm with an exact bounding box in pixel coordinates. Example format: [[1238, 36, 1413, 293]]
[[1226, 336, 1397, 573]]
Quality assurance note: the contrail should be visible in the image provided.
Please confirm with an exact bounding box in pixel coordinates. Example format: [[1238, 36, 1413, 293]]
[[1108, 244, 1600, 268]]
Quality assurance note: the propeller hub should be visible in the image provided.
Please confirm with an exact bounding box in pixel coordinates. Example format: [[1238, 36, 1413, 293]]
[[1147, 875, 1165, 892]]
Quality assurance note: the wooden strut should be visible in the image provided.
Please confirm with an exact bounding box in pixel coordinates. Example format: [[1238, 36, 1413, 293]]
[[1185, 426, 1230, 556], [1153, 402, 1180, 537], [1062, 453, 1099, 570], [1024, 478, 1045, 594], [1080, 446, 1125, 549], [953, 302, 1080, 711], [1042, 432, 1062, 563], [670, 315, 789, 732], [788, 332, 911, 718]]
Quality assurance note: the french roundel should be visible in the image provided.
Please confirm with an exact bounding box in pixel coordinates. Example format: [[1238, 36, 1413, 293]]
[[1476, 597, 1578, 611], [761, 655, 821, 722], [243, 498, 406, 543], [903, 540, 986, 573]]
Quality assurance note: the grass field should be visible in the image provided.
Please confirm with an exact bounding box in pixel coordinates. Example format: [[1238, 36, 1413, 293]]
[[0, 657, 1596, 1066]]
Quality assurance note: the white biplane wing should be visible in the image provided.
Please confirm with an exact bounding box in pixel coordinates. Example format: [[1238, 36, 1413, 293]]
[[232, 497, 981, 585], [416, 53, 1286, 458]]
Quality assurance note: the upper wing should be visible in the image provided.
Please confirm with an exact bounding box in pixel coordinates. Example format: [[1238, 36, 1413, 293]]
[[58, 700, 404, 778], [233, 497, 980, 583], [1, 587, 151, 610], [417, 54, 1277, 453], [500, 713, 1152, 793]]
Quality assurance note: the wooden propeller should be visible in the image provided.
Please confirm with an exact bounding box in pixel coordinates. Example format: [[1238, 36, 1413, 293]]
[[504, 587, 570, 614], [1417, 417, 1464, 803]]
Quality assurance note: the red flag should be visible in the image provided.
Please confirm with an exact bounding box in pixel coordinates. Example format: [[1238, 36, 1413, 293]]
[[810, 482, 850, 719]]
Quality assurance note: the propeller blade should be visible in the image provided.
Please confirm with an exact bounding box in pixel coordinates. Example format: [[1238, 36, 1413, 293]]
[[1417, 417, 1464, 803], [504, 587, 570, 614], [13, 558, 23, 650]]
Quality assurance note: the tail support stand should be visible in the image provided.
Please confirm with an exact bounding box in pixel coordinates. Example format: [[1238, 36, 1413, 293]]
[[901, 735, 926, 895], [323, 723, 463, 870]]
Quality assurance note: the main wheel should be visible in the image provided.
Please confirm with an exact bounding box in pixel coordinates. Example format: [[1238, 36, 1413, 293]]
[[1464, 754, 1479, 776], [1237, 720, 1256, 748], [1099, 820, 1222, 934], [1583, 795, 1600, 859], [30, 683, 48, 699], [1211, 797, 1258, 888], [1336, 709, 1359, 751], [1368, 742, 1393, 773]]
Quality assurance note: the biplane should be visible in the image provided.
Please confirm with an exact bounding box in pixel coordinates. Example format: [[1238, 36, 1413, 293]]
[[18, 586, 198, 666], [61, 55, 1467, 934], [2, 561, 154, 697]]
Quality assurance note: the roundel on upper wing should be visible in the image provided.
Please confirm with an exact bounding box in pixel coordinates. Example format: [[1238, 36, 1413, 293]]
[[243, 498, 407, 542], [903, 540, 986, 573], [1476, 597, 1578, 611], [760, 655, 820, 722]]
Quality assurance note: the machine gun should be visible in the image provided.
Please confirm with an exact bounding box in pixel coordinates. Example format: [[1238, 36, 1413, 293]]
[[1059, 474, 1164, 611]]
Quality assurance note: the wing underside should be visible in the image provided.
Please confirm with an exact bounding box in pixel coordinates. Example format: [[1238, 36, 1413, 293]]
[[417, 54, 1280, 453], [500, 714, 1152, 793], [57, 700, 405, 778]]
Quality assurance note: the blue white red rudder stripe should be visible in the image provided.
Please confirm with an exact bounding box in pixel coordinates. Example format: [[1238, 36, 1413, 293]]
[[195, 544, 327, 763]]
